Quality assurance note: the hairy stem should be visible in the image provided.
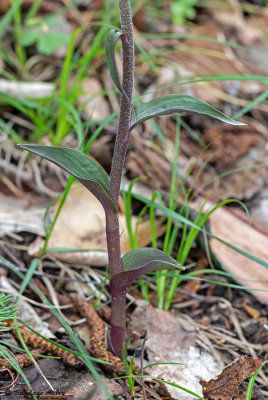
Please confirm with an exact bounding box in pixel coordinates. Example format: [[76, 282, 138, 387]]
[[106, 0, 135, 358], [108, 0, 135, 206]]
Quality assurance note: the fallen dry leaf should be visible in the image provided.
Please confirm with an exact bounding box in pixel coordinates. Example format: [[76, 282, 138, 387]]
[[207, 7, 267, 47], [127, 301, 224, 400], [78, 78, 110, 121], [200, 355, 263, 400], [202, 124, 263, 169], [190, 198, 268, 304], [28, 236, 109, 266], [36, 185, 166, 264], [0, 193, 46, 238]]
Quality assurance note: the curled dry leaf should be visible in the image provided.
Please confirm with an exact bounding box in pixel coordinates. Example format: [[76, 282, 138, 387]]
[[200, 355, 263, 400]]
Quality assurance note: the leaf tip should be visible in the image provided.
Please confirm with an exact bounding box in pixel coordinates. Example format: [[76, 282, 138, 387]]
[[231, 120, 247, 126], [17, 143, 26, 150]]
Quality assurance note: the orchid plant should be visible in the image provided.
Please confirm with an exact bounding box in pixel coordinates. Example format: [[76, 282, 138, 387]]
[[19, 0, 243, 358]]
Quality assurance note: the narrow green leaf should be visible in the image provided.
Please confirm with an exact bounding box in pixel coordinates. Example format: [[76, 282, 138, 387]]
[[111, 248, 184, 291], [19, 258, 39, 296], [245, 361, 268, 400], [18, 145, 115, 211], [0, 0, 23, 37], [105, 29, 130, 103], [130, 94, 245, 130]]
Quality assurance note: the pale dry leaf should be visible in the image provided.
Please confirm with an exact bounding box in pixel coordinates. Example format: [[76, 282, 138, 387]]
[[36, 185, 166, 265], [191, 198, 268, 303], [28, 237, 109, 266], [251, 187, 268, 226], [78, 78, 110, 121], [128, 302, 222, 400], [0, 193, 46, 238]]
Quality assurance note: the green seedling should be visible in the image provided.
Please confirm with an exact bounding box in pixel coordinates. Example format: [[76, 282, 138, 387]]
[[21, 15, 71, 55], [245, 360, 268, 400], [122, 343, 136, 394], [19, 0, 244, 358], [0, 292, 17, 328], [171, 0, 199, 25]]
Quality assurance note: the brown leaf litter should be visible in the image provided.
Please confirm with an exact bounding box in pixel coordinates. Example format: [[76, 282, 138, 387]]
[[201, 202, 268, 304], [200, 355, 263, 400], [202, 124, 263, 169]]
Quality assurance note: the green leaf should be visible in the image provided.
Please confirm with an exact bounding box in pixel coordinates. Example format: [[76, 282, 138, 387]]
[[37, 32, 71, 55], [130, 94, 245, 131], [105, 29, 130, 103], [20, 30, 37, 47], [110, 248, 184, 291], [18, 145, 115, 211], [21, 16, 71, 55]]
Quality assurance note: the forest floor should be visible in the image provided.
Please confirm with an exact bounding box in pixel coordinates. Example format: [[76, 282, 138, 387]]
[[0, 0, 268, 399]]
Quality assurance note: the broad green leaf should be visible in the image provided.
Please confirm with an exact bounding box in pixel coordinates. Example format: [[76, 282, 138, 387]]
[[21, 16, 71, 55], [18, 145, 115, 211], [37, 32, 71, 55], [130, 94, 245, 131], [105, 29, 130, 103], [110, 248, 184, 291]]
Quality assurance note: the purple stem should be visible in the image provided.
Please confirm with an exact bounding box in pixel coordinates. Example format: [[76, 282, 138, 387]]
[[109, 285, 127, 357], [106, 0, 135, 358]]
